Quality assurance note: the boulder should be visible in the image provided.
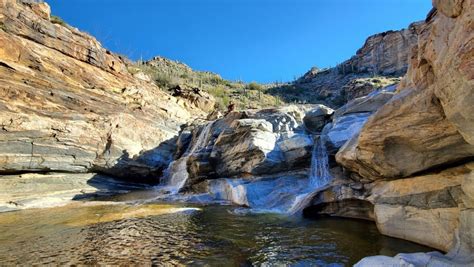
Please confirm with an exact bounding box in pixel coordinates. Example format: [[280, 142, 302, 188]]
[[170, 85, 216, 113], [168, 107, 313, 190], [303, 104, 334, 133], [211, 119, 277, 177], [322, 113, 371, 153], [333, 85, 396, 118], [370, 165, 467, 251]]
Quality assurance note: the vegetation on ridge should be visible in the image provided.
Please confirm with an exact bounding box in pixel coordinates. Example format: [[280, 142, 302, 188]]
[[128, 57, 283, 110]]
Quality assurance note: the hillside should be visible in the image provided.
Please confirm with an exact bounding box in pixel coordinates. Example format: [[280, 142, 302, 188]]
[[129, 56, 282, 110]]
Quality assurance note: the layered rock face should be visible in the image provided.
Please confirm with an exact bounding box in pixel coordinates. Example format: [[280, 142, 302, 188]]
[[330, 0, 474, 261], [272, 23, 422, 107], [337, 22, 423, 76], [0, 0, 207, 182], [336, 1, 474, 181]]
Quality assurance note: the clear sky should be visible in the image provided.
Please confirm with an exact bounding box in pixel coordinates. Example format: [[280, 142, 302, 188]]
[[47, 0, 432, 83]]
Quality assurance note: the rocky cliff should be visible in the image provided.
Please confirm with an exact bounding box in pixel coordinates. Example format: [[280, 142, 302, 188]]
[[333, 0, 473, 263], [0, 0, 210, 183], [268, 22, 423, 107]]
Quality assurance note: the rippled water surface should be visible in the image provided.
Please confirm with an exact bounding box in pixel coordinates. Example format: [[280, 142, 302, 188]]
[[0, 198, 432, 266]]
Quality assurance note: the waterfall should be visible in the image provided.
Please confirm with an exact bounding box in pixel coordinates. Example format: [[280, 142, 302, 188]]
[[309, 136, 331, 188], [286, 135, 332, 214], [161, 122, 214, 194]]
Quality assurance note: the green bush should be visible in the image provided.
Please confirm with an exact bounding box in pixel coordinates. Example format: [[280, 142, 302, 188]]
[[246, 82, 263, 91], [51, 15, 67, 26]]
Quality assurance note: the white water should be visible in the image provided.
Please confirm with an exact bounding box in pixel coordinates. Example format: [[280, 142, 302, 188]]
[[161, 122, 214, 194], [208, 135, 333, 215], [286, 135, 332, 214], [309, 136, 332, 188]]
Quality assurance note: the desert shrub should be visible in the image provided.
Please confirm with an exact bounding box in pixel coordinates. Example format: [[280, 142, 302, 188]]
[[51, 15, 67, 26], [246, 82, 262, 91]]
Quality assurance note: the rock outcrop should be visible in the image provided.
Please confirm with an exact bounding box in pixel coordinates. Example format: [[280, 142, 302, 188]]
[[168, 105, 316, 191], [0, 0, 208, 182], [337, 22, 423, 76], [331, 0, 474, 262], [336, 0, 474, 181], [321, 85, 396, 154], [269, 22, 423, 107]]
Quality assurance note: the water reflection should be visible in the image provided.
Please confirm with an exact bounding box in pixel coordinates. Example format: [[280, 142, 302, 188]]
[[0, 203, 433, 265]]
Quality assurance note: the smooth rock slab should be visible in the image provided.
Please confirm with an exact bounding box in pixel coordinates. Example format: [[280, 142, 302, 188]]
[[0, 172, 148, 212]]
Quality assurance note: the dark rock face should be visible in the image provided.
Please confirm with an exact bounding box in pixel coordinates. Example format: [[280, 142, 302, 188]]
[[302, 105, 334, 133]]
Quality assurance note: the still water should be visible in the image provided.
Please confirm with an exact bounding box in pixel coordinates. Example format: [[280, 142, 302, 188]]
[[0, 199, 432, 266]]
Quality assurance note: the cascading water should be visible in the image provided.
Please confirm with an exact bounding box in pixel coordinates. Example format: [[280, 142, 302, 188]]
[[309, 136, 332, 188], [161, 121, 214, 194], [208, 134, 333, 215], [286, 135, 332, 214]]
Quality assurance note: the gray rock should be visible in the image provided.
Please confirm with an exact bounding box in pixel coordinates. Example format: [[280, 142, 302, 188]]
[[303, 104, 334, 133]]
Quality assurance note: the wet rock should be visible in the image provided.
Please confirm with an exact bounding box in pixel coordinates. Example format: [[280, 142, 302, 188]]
[[0, 172, 147, 212], [322, 113, 371, 153]]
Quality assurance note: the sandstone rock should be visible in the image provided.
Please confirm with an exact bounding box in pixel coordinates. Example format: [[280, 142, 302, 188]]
[[170, 85, 216, 113], [338, 21, 423, 76], [0, 0, 205, 181], [303, 104, 334, 133], [0, 172, 147, 212], [370, 164, 468, 252], [211, 119, 276, 177], [337, 1, 474, 180], [434, 0, 464, 18]]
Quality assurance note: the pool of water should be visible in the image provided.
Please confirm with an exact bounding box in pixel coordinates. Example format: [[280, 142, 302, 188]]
[[0, 198, 433, 266]]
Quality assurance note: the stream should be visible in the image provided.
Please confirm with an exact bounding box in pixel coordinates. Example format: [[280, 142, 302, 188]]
[[0, 193, 432, 266]]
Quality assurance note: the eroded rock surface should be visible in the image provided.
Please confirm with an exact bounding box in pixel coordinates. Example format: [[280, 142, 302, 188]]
[[0, 0, 209, 182], [337, 0, 474, 180]]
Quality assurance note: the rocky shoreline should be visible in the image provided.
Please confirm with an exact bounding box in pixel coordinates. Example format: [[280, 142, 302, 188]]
[[0, 0, 473, 265]]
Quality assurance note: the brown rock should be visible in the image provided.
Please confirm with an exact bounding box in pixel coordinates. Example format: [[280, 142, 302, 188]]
[[0, 0, 207, 181], [337, 0, 474, 180], [370, 164, 469, 252], [338, 21, 424, 76]]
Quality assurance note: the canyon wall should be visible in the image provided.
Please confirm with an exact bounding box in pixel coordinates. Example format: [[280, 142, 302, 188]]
[[269, 21, 424, 107], [0, 0, 209, 182], [334, 0, 473, 261]]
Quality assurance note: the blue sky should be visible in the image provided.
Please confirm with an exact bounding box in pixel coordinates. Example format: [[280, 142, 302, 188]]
[[47, 0, 432, 83]]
